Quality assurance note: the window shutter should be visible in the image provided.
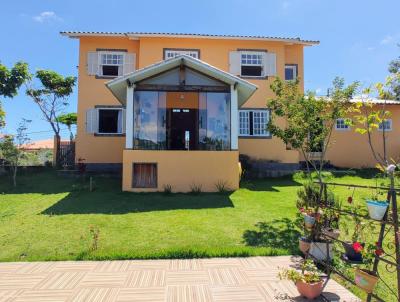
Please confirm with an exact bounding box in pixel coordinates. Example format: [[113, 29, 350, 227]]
[[122, 108, 126, 133], [87, 52, 99, 76], [229, 51, 241, 75], [263, 52, 277, 76], [86, 108, 98, 134], [123, 53, 136, 75]]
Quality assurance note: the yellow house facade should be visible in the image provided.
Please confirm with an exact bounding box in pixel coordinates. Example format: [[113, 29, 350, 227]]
[[61, 31, 399, 192]]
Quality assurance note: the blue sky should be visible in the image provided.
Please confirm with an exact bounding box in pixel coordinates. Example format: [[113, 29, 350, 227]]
[[1, 0, 399, 140]]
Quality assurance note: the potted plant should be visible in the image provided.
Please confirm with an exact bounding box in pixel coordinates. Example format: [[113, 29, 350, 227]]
[[366, 197, 389, 221], [279, 259, 324, 299], [341, 205, 374, 263], [299, 236, 311, 255], [354, 242, 384, 293]]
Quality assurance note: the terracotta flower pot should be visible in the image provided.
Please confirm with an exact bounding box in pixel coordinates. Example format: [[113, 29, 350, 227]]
[[321, 228, 340, 240], [354, 268, 378, 293], [296, 280, 324, 299], [299, 237, 311, 255]]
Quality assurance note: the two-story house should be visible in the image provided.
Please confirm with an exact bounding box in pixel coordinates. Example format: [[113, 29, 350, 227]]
[[61, 31, 320, 192]]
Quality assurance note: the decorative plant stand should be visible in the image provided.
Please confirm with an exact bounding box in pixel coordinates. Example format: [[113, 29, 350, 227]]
[[302, 181, 400, 302]]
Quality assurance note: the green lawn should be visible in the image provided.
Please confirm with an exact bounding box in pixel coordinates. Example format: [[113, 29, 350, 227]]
[[0, 169, 398, 301]]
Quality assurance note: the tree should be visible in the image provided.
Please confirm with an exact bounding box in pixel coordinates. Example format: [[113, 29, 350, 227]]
[[267, 77, 358, 182], [26, 70, 76, 166], [0, 119, 31, 187], [0, 61, 30, 128], [351, 76, 397, 169], [57, 112, 77, 141], [388, 51, 400, 100]]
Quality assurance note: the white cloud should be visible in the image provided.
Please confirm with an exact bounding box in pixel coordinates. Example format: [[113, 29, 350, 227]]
[[380, 35, 394, 45], [367, 46, 375, 51], [33, 11, 62, 23]]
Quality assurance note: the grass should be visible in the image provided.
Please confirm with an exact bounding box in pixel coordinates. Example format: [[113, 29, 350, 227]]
[[0, 169, 301, 261], [0, 168, 398, 301]]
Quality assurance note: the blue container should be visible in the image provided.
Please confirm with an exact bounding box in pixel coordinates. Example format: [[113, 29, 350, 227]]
[[366, 200, 389, 221]]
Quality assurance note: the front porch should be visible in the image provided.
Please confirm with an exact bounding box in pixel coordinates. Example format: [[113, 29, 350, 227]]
[[106, 55, 257, 192]]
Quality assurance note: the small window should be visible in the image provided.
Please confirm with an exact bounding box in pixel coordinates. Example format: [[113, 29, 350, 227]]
[[99, 52, 124, 77], [241, 52, 264, 77], [164, 49, 199, 59], [285, 65, 297, 81], [98, 109, 123, 134], [132, 163, 157, 188], [238, 110, 270, 137], [335, 118, 350, 131], [379, 119, 392, 131]]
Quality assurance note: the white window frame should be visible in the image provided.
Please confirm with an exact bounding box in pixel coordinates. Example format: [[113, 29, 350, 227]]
[[378, 119, 392, 131], [252, 110, 270, 136], [164, 49, 199, 59], [97, 107, 124, 135], [285, 65, 297, 81], [238, 109, 270, 137], [98, 51, 125, 77], [239, 111, 250, 136], [335, 118, 350, 131], [240, 51, 264, 78]]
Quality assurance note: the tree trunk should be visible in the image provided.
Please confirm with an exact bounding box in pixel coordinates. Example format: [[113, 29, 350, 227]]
[[12, 166, 17, 187], [54, 135, 61, 168]]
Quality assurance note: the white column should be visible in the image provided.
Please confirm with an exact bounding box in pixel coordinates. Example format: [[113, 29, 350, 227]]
[[126, 84, 134, 149], [230, 84, 239, 150]]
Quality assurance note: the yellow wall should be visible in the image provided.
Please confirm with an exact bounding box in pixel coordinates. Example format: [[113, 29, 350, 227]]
[[76, 36, 305, 164], [122, 150, 240, 192], [76, 37, 139, 163], [326, 105, 400, 168]]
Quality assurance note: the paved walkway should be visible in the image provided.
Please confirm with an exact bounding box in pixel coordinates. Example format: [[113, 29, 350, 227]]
[[0, 256, 359, 301]]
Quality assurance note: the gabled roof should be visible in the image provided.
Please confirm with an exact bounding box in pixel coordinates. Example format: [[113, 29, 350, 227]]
[[106, 55, 258, 106], [60, 31, 319, 45]]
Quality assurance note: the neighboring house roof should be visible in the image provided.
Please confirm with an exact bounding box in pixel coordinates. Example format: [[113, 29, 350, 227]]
[[318, 96, 400, 105], [60, 31, 319, 45], [106, 55, 258, 107], [20, 139, 54, 150]]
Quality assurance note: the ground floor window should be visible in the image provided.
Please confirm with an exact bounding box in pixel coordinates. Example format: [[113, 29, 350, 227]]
[[132, 163, 157, 188], [379, 119, 392, 131], [335, 118, 350, 131], [239, 109, 270, 137], [98, 109, 123, 134]]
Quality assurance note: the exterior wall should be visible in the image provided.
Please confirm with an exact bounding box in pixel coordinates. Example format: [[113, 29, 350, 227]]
[[326, 105, 400, 168], [75, 35, 306, 167], [122, 150, 240, 192], [76, 37, 139, 164]]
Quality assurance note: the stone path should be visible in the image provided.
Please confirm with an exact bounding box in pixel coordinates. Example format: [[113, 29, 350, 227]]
[[0, 256, 360, 301]]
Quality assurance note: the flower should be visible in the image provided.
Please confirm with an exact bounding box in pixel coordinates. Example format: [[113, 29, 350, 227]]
[[347, 196, 353, 204], [375, 248, 384, 256], [299, 207, 305, 213], [352, 242, 363, 253]]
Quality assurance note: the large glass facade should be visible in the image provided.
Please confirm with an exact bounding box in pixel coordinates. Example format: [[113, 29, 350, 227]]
[[133, 91, 166, 149], [133, 91, 230, 150], [198, 92, 231, 150]]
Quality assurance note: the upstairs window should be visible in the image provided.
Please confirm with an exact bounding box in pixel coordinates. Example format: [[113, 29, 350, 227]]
[[100, 53, 124, 76], [285, 65, 297, 81], [164, 49, 200, 59], [379, 119, 392, 131], [239, 110, 270, 137], [335, 118, 350, 131], [87, 51, 136, 77], [241, 52, 264, 77]]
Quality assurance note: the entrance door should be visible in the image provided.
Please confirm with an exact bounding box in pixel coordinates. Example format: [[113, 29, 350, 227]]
[[168, 108, 198, 150]]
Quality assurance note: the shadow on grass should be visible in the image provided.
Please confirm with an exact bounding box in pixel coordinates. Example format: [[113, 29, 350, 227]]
[[41, 191, 234, 215], [240, 177, 301, 192], [328, 168, 381, 179], [242, 218, 301, 254]]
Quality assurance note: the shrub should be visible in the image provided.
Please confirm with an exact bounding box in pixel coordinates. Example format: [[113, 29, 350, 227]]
[[163, 184, 172, 195], [190, 183, 202, 195], [215, 180, 230, 193]]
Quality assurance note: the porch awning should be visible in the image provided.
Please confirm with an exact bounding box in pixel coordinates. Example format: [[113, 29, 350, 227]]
[[105, 55, 258, 107]]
